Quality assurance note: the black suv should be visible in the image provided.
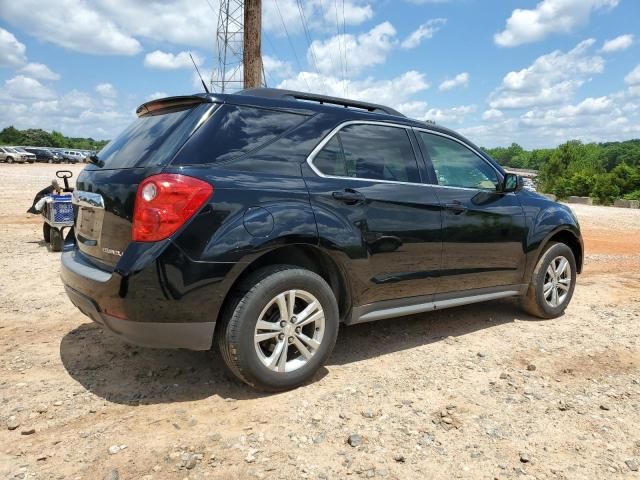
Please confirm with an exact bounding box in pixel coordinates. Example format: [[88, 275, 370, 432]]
[[25, 147, 62, 163], [61, 88, 583, 391]]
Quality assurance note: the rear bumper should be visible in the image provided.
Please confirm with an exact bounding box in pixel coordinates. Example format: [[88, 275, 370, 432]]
[[64, 285, 214, 349], [61, 248, 216, 350]]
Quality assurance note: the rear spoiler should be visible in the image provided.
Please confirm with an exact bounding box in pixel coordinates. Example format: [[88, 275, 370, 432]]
[[136, 95, 212, 117]]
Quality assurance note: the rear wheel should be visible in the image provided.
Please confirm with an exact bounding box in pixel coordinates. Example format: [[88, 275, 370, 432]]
[[50, 228, 63, 252], [7, 156, 13, 164], [217, 265, 339, 392], [521, 242, 576, 318], [43, 223, 51, 243]]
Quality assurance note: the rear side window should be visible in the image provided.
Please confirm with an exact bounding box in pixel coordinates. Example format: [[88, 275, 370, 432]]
[[173, 105, 307, 165], [94, 104, 211, 169], [312, 124, 420, 183]]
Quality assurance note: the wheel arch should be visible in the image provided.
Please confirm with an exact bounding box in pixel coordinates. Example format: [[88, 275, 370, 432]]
[[531, 226, 583, 276], [216, 244, 353, 333]]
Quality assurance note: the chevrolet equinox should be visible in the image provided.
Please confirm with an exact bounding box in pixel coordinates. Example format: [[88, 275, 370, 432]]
[[61, 88, 583, 391]]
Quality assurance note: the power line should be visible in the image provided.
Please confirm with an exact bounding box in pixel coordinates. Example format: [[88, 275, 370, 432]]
[[333, 0, 345, 96], [296, 0, 327, 94], [273, 0, 311, 91], [342, 0, 349, 97]]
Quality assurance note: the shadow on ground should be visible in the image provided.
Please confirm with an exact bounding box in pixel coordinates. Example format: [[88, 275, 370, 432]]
[[60, 298, 535, 405]]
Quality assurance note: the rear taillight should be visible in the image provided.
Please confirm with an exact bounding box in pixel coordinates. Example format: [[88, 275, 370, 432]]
[[132, 174, 213, 242]]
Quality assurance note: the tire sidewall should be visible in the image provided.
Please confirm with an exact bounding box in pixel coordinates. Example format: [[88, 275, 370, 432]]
[[533, 243, 577, 317], [231, 269, 339, 390]]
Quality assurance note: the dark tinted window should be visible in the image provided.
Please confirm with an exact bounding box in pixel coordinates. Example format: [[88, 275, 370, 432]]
[[313, 124, 420, 183], [418, 132, 499, 190], [313, 136, 346, 176], [95, 104, 211, 169], [174, 105, 306, 165]]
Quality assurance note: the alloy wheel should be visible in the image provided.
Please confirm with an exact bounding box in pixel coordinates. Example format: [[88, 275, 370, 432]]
[[543, 255, 572, 307], [254, 289, 325, 373]]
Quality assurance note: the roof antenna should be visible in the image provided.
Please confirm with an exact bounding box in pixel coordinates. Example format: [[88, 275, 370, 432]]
[[189, 52, 210, 94]]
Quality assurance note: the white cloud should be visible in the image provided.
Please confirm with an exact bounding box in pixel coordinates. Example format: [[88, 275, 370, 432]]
[[146, 91, 169, 101], [1, 0, 141, 55], [624, 65, 640, 85], [488, 39, 604, 109], [439, 72, 470, 91], [18, 63, 60, 81], [263, 55, 294, 80], [144, 50, 201, 70], [482, 109, 504, 121], [0, 28, 27, 66], [400, 19, 446, 49], [278, 70, 430, 106], [397, 101, 476, 124], [495, 0, 619, 47], [263, 0, 373, 35], [309, 22, 397, 76], [95, 83, 117, 98], [600, 34, 634, 53], [3, 75, 55, 100], [0, 0, 219, 55], [520, 96, 614, 127]]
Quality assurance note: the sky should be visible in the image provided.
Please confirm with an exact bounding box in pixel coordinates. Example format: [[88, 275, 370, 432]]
[[0, 0, 639, 148]]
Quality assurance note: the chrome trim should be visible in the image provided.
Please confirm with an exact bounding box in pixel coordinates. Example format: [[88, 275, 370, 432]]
[[306, 120, 424, 187], [356, 290, 520, 323], [72, 190, 105, 209], [305, 120, 506, 192]]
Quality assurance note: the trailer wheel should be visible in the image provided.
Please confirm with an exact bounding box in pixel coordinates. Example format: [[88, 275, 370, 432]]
[[50, 228, 63, 251], [43, 223, 51, 243]]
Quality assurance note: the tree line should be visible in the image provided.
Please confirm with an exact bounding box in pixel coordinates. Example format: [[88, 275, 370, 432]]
[[484, 139, 640, 204], [2, 125, 639, 204], [0, 126, 109, 151]]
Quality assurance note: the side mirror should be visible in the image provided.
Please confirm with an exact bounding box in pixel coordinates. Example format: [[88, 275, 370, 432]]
[[500, 173, 523, 193]]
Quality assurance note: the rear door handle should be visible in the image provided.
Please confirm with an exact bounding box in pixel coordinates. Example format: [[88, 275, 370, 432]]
[[332, 189, 365, 205], [444, 201, 468, 214]]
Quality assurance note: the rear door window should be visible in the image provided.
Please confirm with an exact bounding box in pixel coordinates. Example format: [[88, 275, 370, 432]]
[[312, 123, 421, 183]]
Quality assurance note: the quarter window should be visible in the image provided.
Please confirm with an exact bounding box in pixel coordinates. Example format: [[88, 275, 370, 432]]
[[313, 124, 420, 183], [418, 132, 499, 190]]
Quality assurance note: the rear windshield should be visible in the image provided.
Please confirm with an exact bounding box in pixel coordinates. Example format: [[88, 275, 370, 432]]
[[93, 103, 212, 169]]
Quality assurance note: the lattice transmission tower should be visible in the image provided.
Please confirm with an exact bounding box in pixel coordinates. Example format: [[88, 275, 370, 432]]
[[211, 0, 245, 93]]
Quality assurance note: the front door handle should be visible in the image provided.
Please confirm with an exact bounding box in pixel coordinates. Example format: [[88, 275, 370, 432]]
[[444, 201, 468, 214], [332, 189, 365, 205]]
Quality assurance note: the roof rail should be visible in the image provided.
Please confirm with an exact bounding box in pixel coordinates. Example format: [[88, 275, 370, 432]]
[[237, 88, 406, 117]]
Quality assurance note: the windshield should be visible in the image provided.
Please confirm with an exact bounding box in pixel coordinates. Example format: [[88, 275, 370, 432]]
[[92, 103, 212, 169]]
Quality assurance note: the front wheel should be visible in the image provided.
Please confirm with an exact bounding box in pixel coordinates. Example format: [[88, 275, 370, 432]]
[[217, 265, 339, 392], [521, 242, 576, 318]]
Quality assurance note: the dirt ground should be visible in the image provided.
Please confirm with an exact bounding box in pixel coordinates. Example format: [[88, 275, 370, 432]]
[[1, 163, 639, 480]]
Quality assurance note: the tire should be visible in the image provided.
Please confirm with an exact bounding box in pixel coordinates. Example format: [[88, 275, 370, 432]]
[[48, 158, 53, 164], [7, 156, 13, 164], [43, 223, 51, 243], [217, 265, 339, 392], [521, 242, 576, 319], [50, 228, 63, 252]]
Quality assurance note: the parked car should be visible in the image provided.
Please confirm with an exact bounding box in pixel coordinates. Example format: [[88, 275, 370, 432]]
[[12, 147, 37, 163], [24, 148, 62, 163], [61, 88, 583, 392], [0, 146, 35, 163], [62, 150, 85, 163]]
